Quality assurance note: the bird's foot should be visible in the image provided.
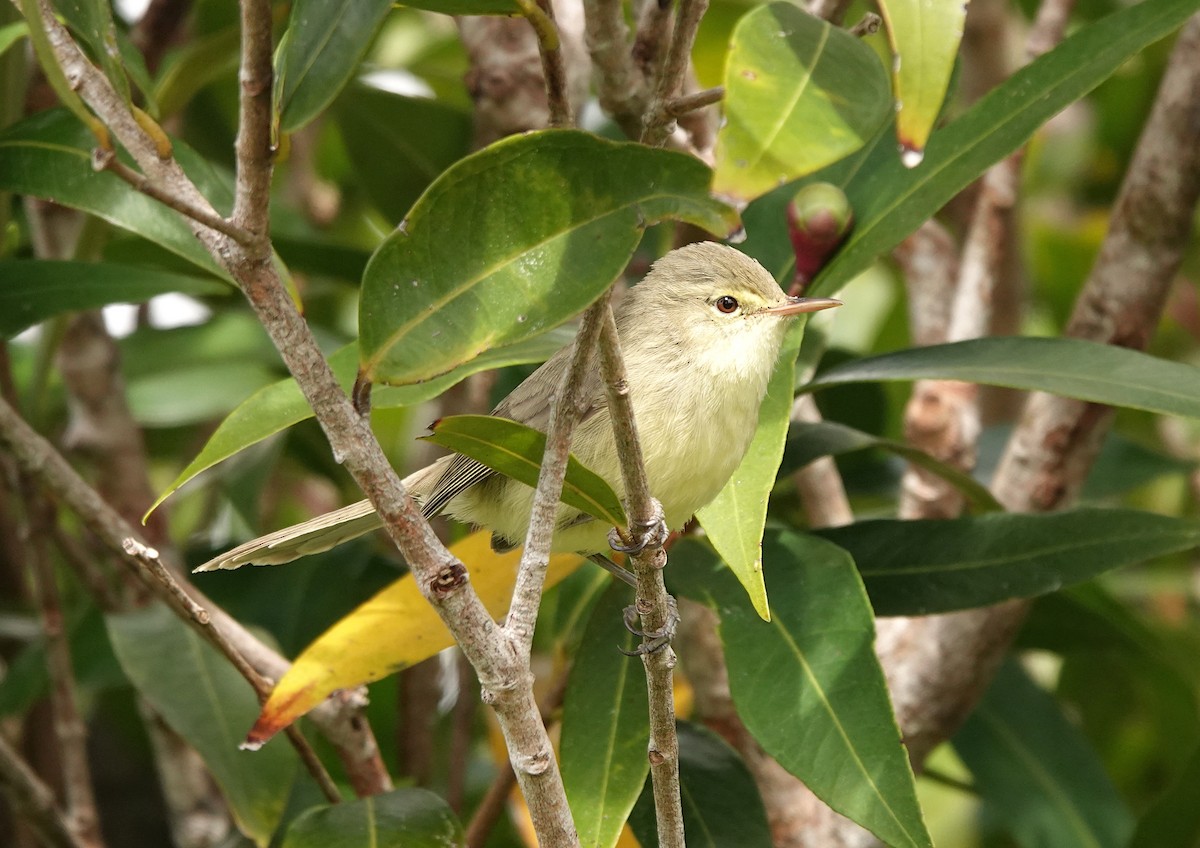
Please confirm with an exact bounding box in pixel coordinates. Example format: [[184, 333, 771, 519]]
[[619, 595, 679, 656], [608, 499, 669, 556]]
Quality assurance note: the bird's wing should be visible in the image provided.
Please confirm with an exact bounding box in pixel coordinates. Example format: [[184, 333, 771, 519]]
[[422, 338, 607, 517]]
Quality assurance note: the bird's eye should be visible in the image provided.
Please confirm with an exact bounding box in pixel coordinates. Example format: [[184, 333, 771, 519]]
[[715, 295, 739, 314]]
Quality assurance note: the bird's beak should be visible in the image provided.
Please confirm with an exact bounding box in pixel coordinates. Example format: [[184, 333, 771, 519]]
[[763, 296, 843, 317]]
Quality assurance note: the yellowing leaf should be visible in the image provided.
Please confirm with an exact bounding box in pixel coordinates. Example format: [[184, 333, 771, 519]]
[[247, 532, 584, 745]]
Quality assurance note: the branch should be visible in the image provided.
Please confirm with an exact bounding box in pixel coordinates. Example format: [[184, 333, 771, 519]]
[[805, 0, 854, 25], [663, 85, 722, 118], [92, 149, 254, 245], [581, 0, 644, 136], [517, 0, 573, 126], [507, 292, 608, 651], [596, 307, 684, 848], [0, 733, 85, 848], [231, 0, 273, 236], [640, 0, 709, 147]]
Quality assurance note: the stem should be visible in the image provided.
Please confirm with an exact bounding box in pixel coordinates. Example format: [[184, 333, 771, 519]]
[[596, 307, 684, 848], [640, 0, 709, 147], [516, 0, 573, 126], [0, 734, 86, 848], [664, 85, 722, 117]]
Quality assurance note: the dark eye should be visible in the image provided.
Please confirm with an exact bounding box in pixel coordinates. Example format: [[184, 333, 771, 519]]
[[715, 295, 739, 314]]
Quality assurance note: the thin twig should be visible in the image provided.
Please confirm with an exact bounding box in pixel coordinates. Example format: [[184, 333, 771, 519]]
[[507, 292, 609, 652], [596, 307, 684, 848], [663, 85, 722, 118], [0, 733, 86, 848], [231, 0, 273, 237], [92, 149, 253, 245], [848, 12, 882, 37], [517, 0, 573, 126], [640, 0, 709, 147], [805, 0, 854, 25], [581, 0, 644, 136]]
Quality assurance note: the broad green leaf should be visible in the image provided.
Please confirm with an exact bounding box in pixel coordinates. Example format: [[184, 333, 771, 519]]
[[0, 109, 230, 278], [107, 606, 297, 846], [275, 0, 394, 134], [150, 328, 572, 514], [281, 788, 462, 848], [713, 2, 891, 204], [1129, 742, 1200, 848], [696, 321, 805, 621], [628, 721, 772, 848], [878, 0, 966, 161], [335, 84, 472, 223], [811, 0, 1200, 290], [803, 337, 1200, 419], [396, 0, 520, 13], [954, 660, 1134, 848], [358, 129, 739, 385], [0, 21, 27, 58], [674, 535, 932, 848], [0, 260, 227, 338], [816, 509, 1200, 616], [780, 419, 1002, 512], [560, 583, 649, 848], [422, 414, 627, 528]]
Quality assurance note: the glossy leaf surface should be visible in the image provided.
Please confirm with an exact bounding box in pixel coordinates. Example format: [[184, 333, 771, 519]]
[[0, 260, 226, 338], [358, 130, 738, 385], [107, 606, 296, 845], [674, 535, 931, 848], [561, 583, 648, 848], [275, 0, 394, 134], [281, 788, 462, 848], [810, 0, 1200, 292], [878, 0, 966, 159], [713, 2, 891, 203], [804, 337, 1200, 419], [817, 509, 1200, 616]]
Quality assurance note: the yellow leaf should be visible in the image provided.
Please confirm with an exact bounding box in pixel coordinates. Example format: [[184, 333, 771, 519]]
[[247, 531, 585, 745]]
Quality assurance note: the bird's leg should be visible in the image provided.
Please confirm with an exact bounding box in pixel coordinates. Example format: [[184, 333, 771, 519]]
[[619, 596, 680, 656], [587, 553, 637, 587], [607, 499, 669, 555]]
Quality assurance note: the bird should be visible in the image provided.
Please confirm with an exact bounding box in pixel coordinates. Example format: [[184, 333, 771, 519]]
[[196, 242, 840, 573]]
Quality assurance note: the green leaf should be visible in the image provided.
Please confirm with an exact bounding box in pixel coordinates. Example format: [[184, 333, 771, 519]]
[[816, 509, 1200, 616], [803, 337, 1200, 419], [396, 0, 521, 13], [335, 84, 472, 223], [780, 419, 1002, 512], [127, 361, 280, 428], [57, 0, 131, 102], [0, 109, 230, 278], [674, 535, 932, 848], [696, 322, 804, 621], [954, 660, 1134, 848], [358, 129, 739, 385], [628, 721, 772, 848], [153, 21, 241, 118], [811, 0, 1200, 290], [0, 20, 28, 59], [878, 0, 966, 160], [560, 582, 649, 848], [281, 788, 463, 848], [107, 606, 297, 846], [275, 0, 394, 134], [713, 2, 891, 204], [0, 260, 227, 338], [1129, 742, 1200, 848], [150, 328, 572, 514], [422, 414, 627, 528]]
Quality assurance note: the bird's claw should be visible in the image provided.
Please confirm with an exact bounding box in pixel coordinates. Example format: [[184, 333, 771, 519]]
[[608, 499, 669, 555], [618, 596, 679, 656]]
